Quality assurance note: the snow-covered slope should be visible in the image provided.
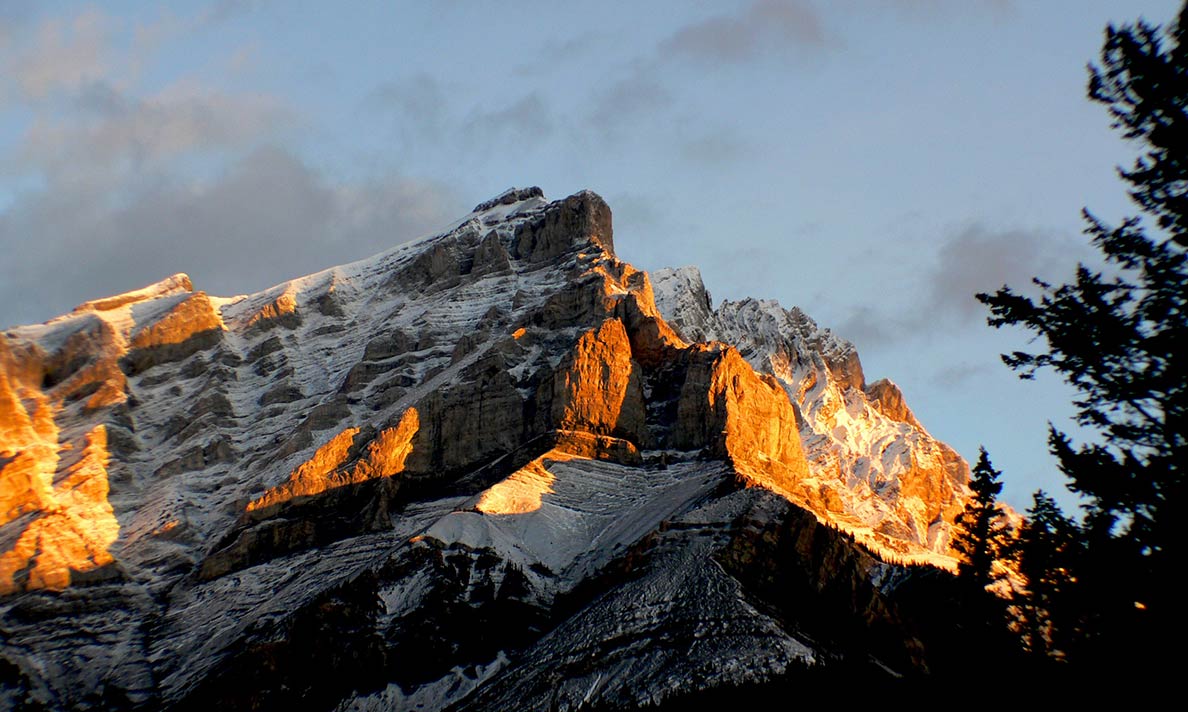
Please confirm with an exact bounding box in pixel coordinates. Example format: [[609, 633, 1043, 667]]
[[2, 188, 972, 710]]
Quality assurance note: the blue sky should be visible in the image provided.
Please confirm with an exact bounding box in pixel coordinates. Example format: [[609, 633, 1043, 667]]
[[1, 0, 1180, 510]]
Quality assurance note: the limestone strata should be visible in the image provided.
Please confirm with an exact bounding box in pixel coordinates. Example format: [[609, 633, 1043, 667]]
[[123, 292, 225, 373], [128, 292, 224, 351]]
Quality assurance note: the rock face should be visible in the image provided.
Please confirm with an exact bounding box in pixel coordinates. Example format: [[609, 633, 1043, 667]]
[[1, 188, 971, 710]]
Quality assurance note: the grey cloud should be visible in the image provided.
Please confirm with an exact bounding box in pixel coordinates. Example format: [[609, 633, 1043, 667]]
[[935, 361, 995, 388], [590, 74, 673, 129], [18, 81, 291, 180], [679, 132, 751, 167], [463, 93, 553, 145], [836, 224, 1087, 349], [926, 224, 1084, 318], [0, 146, 460, 328], [365, 73, 450, 144], [662, 0, 825, 63], [835, 304, 902, 350], [366, 77, 553, 155], [516, 33, 603, 77], [4, 8, 110, 101], [199, 0, 268, 27]]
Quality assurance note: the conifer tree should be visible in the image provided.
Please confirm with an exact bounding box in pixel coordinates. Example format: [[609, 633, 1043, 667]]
[[1015, 491, 1080, 660], [951, 447, 1010, 592]]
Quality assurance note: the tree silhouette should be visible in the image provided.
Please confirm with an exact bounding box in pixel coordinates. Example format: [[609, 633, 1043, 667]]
[[951, 447, 1011, 593], [977, 1, 1187, 669], [1015, 491, 1080, 661]]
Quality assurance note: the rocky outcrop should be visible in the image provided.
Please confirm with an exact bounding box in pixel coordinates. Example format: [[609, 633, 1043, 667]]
[[245, 290, 300, 331], [865, 378, 924, 430], [542, 318, 648, 445], [674, 344, 809, 491], [512, 190, 614, 260]]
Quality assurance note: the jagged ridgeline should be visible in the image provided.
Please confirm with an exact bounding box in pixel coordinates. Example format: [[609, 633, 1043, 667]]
[[2, 188, 971, 709]]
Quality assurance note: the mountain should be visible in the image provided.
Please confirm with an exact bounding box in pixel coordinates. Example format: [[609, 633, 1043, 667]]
[[1, 188, 973, 710]]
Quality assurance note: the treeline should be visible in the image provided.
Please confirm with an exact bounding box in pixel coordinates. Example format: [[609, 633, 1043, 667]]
[[950, 0, 1187, 678]]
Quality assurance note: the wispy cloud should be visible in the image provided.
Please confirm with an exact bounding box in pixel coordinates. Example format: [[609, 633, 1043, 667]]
[[6, 8, 112, 100], [661, 0, 826, 63], [837, 223, 1089, 349], [463, 92, 554, 145], [19, 81, 292, 180]]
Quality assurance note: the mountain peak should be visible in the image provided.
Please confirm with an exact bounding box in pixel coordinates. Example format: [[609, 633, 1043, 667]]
[[1, 186, 974, 709], [72, 272, 194, 314], [471, 186, 545, 213]]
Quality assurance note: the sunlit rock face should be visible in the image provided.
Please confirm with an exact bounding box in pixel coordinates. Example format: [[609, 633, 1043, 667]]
[[1, 188, 972, 710], [653, 266, 971, 561]]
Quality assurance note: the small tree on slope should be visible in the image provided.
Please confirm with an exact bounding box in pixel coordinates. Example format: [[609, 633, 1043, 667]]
[[1015, 491, 1080, 661], [951, 447, 1011, 592]]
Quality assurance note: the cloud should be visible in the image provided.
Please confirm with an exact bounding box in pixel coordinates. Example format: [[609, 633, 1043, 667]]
[[0, 6, 460, 328], [679, 132, 751, 166], [935, 361, 994, 387], [926, 224, 1083, 318], [365, 73, 451, 144], [462, 93, 554, 145], [589, 73, 673, 130], [18, 81, 292, 181], [836, 223, 1088, 348], [0, 146, 459, 327], [5, 8, 111, 101], [199, 0, 269, 27], [367, 76, 553, 157], [662, 0, 825, 63]]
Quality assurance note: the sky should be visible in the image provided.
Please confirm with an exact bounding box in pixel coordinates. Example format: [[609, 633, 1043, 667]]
[[1, 0, 1180, 511]]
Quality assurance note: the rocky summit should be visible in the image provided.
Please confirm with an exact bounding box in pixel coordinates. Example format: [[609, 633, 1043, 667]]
[[2, 188, 972, 710]]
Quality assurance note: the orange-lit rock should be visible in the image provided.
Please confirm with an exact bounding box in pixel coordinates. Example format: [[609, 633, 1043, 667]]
[[129, 292, 224, 351], [246, 290, 300, 330], [547, 318, 648, 445], [0, 426, 119, 594], [864, 378, 924, 431], [550, 429, 641, 465], [41, 317, 129, 411], [248, 408, 418, 513], [615, 268, 686, 367], [122, 291, 225, 374], [1, 341, 59, 527], [676, 344, 809, 493]]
